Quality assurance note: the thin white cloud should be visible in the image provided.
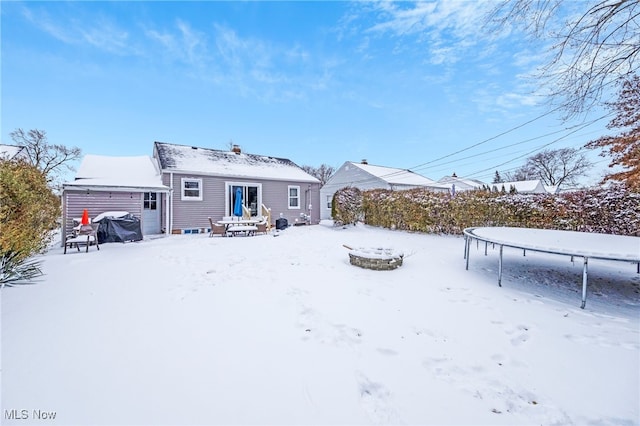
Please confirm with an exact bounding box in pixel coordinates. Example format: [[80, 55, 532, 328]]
[[20, 5, 139, 56], [145, 19, 209, 68], [358, 1, 495, 66]]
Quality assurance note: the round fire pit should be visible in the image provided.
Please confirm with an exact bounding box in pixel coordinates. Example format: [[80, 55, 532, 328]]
[[348, 247, 404, 271]]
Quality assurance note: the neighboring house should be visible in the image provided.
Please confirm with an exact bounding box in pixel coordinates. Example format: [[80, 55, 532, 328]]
[[0, 144, 28, 161], [320, 160, 450, 220], [437, 175, 486, 193], [491, 180, 548, 194], [153, 142, 321, 233], [544, 185, 559, 194], [62, 155, 171, 239]]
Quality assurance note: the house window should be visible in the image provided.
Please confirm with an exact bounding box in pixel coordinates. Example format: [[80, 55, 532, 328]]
[[182, 178, 203, 201], [326, 195, 332, 209], [288, 185, 300, 209], [144, 192, 157, 210]]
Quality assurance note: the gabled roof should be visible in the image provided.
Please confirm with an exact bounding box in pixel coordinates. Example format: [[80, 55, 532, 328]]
[[154, 142, 319, 183], [64, 155, 169, 192], [349, 162, 443, 187], [0, 144, 27, 160], [438, 175, 486, 190], [492, 180, 547, 193]]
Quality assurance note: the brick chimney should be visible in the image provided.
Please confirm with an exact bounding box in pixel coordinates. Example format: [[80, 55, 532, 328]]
[[361, 159, 368, 164], [231, 144, 241, 154]]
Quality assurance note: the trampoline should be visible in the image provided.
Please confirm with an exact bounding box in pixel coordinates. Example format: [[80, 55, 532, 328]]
[[463, 227, 640, 309]]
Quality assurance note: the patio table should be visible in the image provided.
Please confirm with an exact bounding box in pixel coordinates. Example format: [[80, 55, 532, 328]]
[[226, 225, 258, 236]]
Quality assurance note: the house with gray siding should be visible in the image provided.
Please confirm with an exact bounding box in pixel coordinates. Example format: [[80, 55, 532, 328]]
[[63, 143, 321, 239], [320, 160, 451, 220], [154, 142, 320, 234]]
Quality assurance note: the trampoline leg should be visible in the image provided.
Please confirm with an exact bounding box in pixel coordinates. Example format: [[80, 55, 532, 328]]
[[498, 245, 503, 287], [581, 257, 588, 309], [463, 235, 467, 260], [465, 237, 471, 270], [484, 241, 488, 256]]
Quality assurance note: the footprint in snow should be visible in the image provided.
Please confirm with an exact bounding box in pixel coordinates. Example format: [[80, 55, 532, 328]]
[[355, 371, 403, 425]]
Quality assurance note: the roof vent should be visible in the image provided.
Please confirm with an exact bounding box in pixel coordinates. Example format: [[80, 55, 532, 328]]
[[361, 159, 368, 164], [231, 144, 241, 154], [191, 146, 198, 150]]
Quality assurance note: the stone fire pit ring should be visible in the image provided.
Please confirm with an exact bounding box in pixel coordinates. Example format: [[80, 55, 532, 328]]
[[346, 246, 404, 271]]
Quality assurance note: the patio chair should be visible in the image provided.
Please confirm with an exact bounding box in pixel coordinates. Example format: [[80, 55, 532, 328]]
[[208, 217, 227, 237], [64, 224, 100, 254], [256, 220, 269, 235]]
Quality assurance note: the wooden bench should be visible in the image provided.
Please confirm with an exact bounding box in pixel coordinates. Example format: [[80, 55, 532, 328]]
[[64, 224, 100, 254], [226, 225, 258, 237]]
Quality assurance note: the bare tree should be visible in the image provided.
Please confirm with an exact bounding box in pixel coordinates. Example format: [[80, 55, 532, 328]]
[[586, 74, 640, 190], [301, 164, 336, 186], [505, 148, 592, 188], [9, 128, 81, 184], [504, 165, 538, 182], [486, 0, 640, 118]]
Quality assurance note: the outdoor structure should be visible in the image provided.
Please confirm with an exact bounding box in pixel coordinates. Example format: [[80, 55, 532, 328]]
[[491, 180, 548, 194], [320, 160, 450, 220], [0, 144, 28, 161], [62, 155, 170, 240], [347, 247, 404, 271], [463, 226, 640, 309], [437, 175, 486, 192], [153, 142, 320, 234]]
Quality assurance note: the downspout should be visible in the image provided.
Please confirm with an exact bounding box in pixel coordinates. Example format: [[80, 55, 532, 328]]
[[306, 184, 312, 223], [60, 187, 66, 247], [169, 172, 174, 234]]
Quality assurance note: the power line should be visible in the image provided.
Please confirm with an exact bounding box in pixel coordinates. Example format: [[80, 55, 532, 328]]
[[464, 116, 608, 179], [403, 105, 565, 172], [325, 110, 610, 189]]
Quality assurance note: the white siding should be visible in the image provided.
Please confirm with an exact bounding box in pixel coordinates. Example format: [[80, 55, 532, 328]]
[[320, 162, 387, 220]]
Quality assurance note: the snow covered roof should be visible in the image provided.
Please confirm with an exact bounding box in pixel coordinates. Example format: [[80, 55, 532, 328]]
[[154, 142, 320, 183], [0, 144, 27, 160], [349, 162, 443, 187], [64, 155, 169, 192], [437, 175, 486, 190], [492, 180, 547, 193]]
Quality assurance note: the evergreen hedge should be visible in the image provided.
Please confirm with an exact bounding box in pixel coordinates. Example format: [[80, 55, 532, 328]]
[[333, 185, 639, 236]]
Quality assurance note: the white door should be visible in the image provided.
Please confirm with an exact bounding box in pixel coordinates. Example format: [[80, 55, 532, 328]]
[[142, 192, 161, 235]]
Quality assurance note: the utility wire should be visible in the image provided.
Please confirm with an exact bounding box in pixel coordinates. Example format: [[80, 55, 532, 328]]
[[465, 115, 608, 179], [325, 109, 609, 189]]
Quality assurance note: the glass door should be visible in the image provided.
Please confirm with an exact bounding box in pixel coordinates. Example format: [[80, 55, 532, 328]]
[[226, 183, 261, 217]]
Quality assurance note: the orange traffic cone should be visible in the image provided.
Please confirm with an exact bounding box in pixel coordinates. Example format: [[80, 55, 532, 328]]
[[81, 209, 89, 225]]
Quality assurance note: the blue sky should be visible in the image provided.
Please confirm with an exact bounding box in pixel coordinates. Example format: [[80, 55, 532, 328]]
[[2, 1, 612, 184]]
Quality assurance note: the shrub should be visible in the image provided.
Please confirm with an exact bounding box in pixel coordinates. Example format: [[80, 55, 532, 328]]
[[0, 159, 60, 285], [332, 187, 363, 226]]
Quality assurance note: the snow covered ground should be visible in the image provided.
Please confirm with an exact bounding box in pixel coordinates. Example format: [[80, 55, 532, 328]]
[[2, 221, 639, 425]]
